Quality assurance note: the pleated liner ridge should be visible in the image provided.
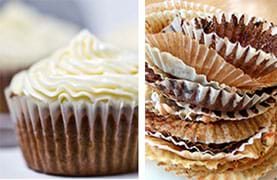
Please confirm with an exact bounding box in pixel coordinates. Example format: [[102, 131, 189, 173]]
[[145, 0, 222, 34], [5, 89, 138, 176]]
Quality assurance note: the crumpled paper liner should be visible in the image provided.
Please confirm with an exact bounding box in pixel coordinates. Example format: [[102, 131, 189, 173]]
[[145, 43, 234, 91], [180, 95, 277, 121], [193, 12, 277, 56], [162, 16, 277, 86], [145, 1, 222, 33], [5, 89, 138, 176], [146, 32, 265, 90], [146, 140, 277, 179], [146, 61, 275, 113], [158, 143, 277, 180], [149, 89, 277, 122], [146, 9, 216, 34], [145, 107, 275, 144], [155, 77, 271, 112], [146, 0, 222, 15], [146, 124, 276, 161]]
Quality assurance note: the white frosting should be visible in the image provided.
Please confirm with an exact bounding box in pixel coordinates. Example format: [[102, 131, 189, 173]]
[[10, 30, 138, 104], [0, 2, 79, 68]]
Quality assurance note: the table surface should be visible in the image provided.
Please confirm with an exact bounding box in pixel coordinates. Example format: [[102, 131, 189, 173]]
[[0, 147, 138, 179]]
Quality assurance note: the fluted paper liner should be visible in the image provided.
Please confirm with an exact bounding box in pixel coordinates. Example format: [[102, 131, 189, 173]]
[[179, 96, 277, 121], [146, 63, 275, 113], [145, 1, 221, 33], [192, 12, 277, 55], [146, 9, 216, 34], [145, 43, 233, 91], [146, 143, 222, 170], [156, 144, 277, 180], [146, 0, 222, 15], [156, 78, 271, 112], [5, 89, 138, 176], [146, 141, 277, 179], [146, 124, 275, 161], [149, 90, 277, 121], [146, 32, 265, 90], [145, 107, 274, 144], [163, 16, 277, 86]]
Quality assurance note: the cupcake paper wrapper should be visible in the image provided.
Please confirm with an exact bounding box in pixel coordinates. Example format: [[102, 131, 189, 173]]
[[146, 32, 264, 90], [155, 78, 271, 112], [146, 143, 222, 171], [146, 0, 222, 15], [146, 63, 275, 113], [145, 43, 233, 91], [163, 16, 277, 85], [146, 124, 275, 161], [5, 89, 138, 176], [179, 96, 277, 121], [145, 107, 275, 144], [149, 89, 277, 122], [193, 12, 277, 55], [160, 143, 277, 180], [146, 141, 277, 178], [146, 9, 215, 34], [161, 151, 277, 180], [145, 0, 222, 34]]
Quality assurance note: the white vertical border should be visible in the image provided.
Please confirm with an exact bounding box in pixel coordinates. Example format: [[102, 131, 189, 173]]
[[138, 0, 145, 179]]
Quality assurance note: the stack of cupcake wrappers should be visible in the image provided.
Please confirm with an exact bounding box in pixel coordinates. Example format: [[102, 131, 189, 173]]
[[145, 1, 277, 179]]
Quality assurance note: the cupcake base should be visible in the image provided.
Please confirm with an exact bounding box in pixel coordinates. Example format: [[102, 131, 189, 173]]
[[6, 90, 138, 176], [16, 112, 138, 176]]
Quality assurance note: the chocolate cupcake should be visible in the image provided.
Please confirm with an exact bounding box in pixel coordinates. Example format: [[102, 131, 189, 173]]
[[0, 1, 78, 146], [5, 30, 138, 176]]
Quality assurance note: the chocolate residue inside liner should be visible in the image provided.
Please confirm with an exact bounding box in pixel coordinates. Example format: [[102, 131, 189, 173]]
[[195, 15, 277, 55], [146, 110, 252, 154], [145, 62, 162, 83]]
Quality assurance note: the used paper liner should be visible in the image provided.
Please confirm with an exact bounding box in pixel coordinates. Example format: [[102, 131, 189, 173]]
[[146, 32, 264, 90], [163, 15, 277, 84], [158, 144, 277, 180], [5, 89, 138, 176], [145, 107, 275, 144], [180, 96, 277, 121], [146, 141, 277, 179], [149, 90, 277, 122], [155, 78, 271, 112], [145, 43, 234, 91], [146, 143, 222, 171], [146, 9, 216, 34], [192, 12, 277, 56], [146, 0, 222, 15], [146, 125, 275, 161], [145, 1, 221, 33]]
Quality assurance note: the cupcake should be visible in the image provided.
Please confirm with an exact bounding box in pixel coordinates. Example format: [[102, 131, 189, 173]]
[[145, 1, 277, 179], [5, 30, 138, 176], [0, 1, 79, 146]]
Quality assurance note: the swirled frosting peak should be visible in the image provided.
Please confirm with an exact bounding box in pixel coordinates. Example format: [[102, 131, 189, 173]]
[[10, 30, 138, 104]]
